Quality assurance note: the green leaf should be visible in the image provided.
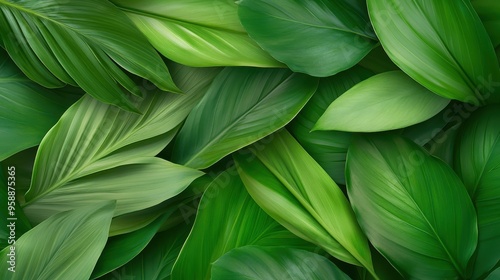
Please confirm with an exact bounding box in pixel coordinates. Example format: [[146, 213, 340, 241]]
[[289, 66, 373, 184], [234, 130, 375, 276], [101, 224, 190, 280], [212, 246, 352, 280], [0, 0, 180, 111], [473, 0, 500, 48], [172, 67, 318, 169], [0, 50, 80, 161], [368, 0, 500, 104], [238, 0, 377, 77], [485, 267, 500, 280], [314, 71, 450, 132], [171, 169, 313, 280], [357, 45, 399, 74], [91, 207, 173, 279], [346, 134, 477, 279], [111, 0, 280, 67], [454, 105, 500, 278], [0, 201, 115, 280]]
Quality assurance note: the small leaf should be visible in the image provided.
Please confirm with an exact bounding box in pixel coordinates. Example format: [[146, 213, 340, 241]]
[[347, 134, 477, 279], [0, 201, 115, 280], [314, 71, 450, 132], [212, 246, 352, 280], [238, 0, 377, 77]]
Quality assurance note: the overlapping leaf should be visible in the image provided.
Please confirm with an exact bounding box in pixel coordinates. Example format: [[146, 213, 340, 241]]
[[347, 134, 477, 279], [171, 170, 313, 280], [473, 0, 500, 47], [172, 67, 318, 169], [314, 71, 450, 132], [0, 201, 115, 280], [0, 50, 80, 161], [454, 106, 500, 278], [212, 246, 352, 280], [0, 0, 179, 111], [238, 0, 377, 77], [368, 0, 500, 104], [234, 130, 375, 276], [288, 66, 372, 184], [111, 0, 280, 67]]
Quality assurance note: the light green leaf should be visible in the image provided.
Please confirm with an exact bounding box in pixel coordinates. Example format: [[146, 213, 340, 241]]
[[0, 50, 80, 161], [172, 67, 318, 169], [171, 169, 313, 280], [0, 201, 115, 280], [238, 0, 377, 77], [111, 0, 280, 67], [454, 106, 500, 278], [314, 71, 450, 132], [234, 130, 375, 276], [212, 246, 352, 280], [0, 0, 179, 111], [289, 66, 373, 184], [368, 0, 500, 104], [346, 134, 477, 279], [473, 0, 500, 48]]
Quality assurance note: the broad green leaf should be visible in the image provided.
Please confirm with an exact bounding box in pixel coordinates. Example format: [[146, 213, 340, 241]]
[[91, 210, 172, 279], [101, 224, 190, 280], [347, 134, 477, 279], [0, 0, 179, 111], [454, 106, 500, 277], [289, 66, 373, 184], [238, 0, 377, 77], [314, 71, 450, 132], [368, 0, 500, 104], [111, 0, 280, 67], [171, 169, 313, 280], [0, 50, 80, 161], [473, 0, 500, 47], [172, 67, 318, 169], [234, 130, 375, 276], [212, 246, 352, 280], [0, 201, 115, 280], [0, 164, 31, 249]]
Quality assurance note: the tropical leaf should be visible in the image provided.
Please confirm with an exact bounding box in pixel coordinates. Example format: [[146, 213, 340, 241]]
[[0, 201, 115, 280], [0, 50, 80, 161], [111, 0, 280, 67], [485, 267, 500, 280], [171, 169, 313, 280], [314, 71, 450, 132], [212, 246, 352, 280], [368, 0, 500, 104], [288, 66, 372, 184], [472, 0, 500, 47], [234, 130, 375, 276], [0, 0, 179, 111], [454, 106, 500, 278], [172, 67, 318, 169], [238, 0, 377, 77], [346, 134, 477, 279], [101, 224, 190, 280]]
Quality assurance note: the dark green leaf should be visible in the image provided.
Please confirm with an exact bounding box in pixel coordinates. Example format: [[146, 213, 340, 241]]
[[473, 0, 500, 48]]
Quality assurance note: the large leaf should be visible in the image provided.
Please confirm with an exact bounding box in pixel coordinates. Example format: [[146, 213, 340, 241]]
[[234, 130, 375, 276], [111, 0, 280, 67], [212, 246, 352, 280], [473, 0, 500, 48], [172, 67, 318, 169], [454, 106, 500, 278], [346, 134, 477, 279], [368, 0, 500, 104], [0, 0, 179, 111], [171, 169, 313, 280], [0, 201, 115, 280], [314, 71, 450, 132], [288, 66, 373, 184], [0, 50, 80, 161], [238, 0, 377, 77]]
